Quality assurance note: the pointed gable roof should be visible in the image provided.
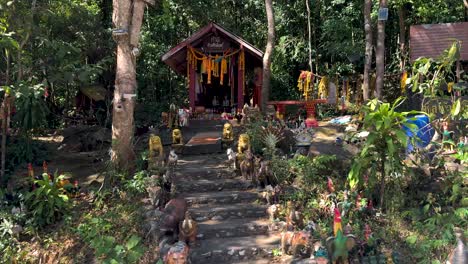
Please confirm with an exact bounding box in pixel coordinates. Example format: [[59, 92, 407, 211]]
[[162, 22, 264, 75]]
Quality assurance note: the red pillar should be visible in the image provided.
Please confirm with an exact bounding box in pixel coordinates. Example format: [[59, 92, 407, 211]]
[[237, 49, 244, 110], [189, 66, 196, 111]]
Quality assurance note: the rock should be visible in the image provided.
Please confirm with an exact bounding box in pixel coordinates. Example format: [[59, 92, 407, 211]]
[[239, 250, 246, 256], [196, 234, 204, 239], [227, 249, 235, 256], [212, 215, 223, 221], [196, 216, 208, 221], [251, 248, 258, 255], [59, 125, 111, 152], [201, 252, 212, 258], [212, 250, 223, 256]]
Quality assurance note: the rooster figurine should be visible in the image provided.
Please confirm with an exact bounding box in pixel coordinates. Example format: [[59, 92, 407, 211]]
[[326, 208, 357, 264], [179, 211, 197, 245]]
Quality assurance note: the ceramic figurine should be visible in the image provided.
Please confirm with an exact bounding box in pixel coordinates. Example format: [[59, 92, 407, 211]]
[[148, 134, 164, 171], [222, 123, 234, 141], [164, 241, 190, 264], [239, 150, 254, 181], [266, 204, 282, 221], [172, 129, 183, 145], [442, 121, 455, 153], [326, 208, 357, 263], [281, 230, 311, 256], [226, 148, 236, 170], [286, 201, 304, 230], [179, 211, 197, 245], [237, 133, 251, 155]]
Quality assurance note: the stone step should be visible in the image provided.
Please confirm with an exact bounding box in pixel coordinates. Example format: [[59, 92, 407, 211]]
[[197, 218, 272, 240], [177, 156, 229, 168], [174, 167, 236, 181], [190, 234, 281, 264], [174, 178, 250, 194], [182, 190, 261, 206], [189, 203, 268, 221]]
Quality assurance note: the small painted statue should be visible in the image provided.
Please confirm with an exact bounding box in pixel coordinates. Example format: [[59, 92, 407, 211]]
[[164, 241, 190, 264], [222, 123, 234, 142], [178, 211, 197, 245], [237, 133, 251, 155], [168, 103, 178, 128], [442, 121, 455, 153], [239, 150, 254, 180], [148, 134, 164, 170], [172, 129, 183, 145], [281, 230, 311, 256]]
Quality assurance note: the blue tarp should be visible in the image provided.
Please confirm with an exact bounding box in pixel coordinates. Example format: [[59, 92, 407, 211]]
[[403, 114, 434, 152]]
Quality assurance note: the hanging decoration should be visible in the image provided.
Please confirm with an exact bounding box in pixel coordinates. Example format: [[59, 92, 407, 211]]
[[400, 71, 407, 93], [318, 76, 329, 98], [297, 71, 315, 100], [187, 46, 241, 86], [239, 49, 245, 95]]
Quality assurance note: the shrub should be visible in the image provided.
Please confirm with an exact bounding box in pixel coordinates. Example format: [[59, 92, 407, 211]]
[[24, 173, 70, 228]]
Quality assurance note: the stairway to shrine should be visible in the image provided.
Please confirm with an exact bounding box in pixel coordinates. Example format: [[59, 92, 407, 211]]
[[173, 153, 281, 264], [182, 119, 224, 155]]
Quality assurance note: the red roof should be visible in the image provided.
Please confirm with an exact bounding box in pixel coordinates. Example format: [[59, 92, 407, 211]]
[[161, 22, 264, 75], [410, 22, 468, 62]]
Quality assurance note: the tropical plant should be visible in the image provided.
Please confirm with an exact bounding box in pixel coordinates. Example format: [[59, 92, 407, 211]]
[[124, 170, 149, 194], [77, 215, 145, 264], [348, 97, 421, 208], [261, 125, 284, 158], [24, 172, 70, 228], [11, 83, 49, 133]]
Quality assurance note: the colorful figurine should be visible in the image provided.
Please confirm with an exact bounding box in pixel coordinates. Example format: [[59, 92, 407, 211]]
[[442, 121, 455, 153], [148, 134, 164, 170], [172, 129, 183, 145], [222, 123, 234, 141], [179, 211, 197, 245], [281, 230, 311, 256]]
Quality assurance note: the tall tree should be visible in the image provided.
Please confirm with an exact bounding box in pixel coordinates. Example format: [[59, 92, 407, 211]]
[[111, 0, 153, 171], [261, 0, 275, 111], [398, 5, 406, 70], [363, 0, 373, 101], [305, 0, 312, 71], [375, 0, 387, 99]]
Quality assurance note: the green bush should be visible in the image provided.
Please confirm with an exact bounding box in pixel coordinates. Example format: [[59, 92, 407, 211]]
[[124, 170, 150, 194], [77, 215, 145, 264], [24, 173, 70, 228], [4, 137, 48, 177]]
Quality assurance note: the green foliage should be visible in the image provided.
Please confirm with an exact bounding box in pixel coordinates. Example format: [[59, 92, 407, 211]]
[[409, 41, 460, 97], [245, 119, 267, 155], [24, 172, 70, 228], [77, 214, 145, 263], [3, 137, 48, 177], [124, 170, 150, 194], [11, 83, 49, 132], [289, 154, 338, 189], [347, 98, 421, 206], [269, 155, 291, 185], [261, 126, 284, 158]]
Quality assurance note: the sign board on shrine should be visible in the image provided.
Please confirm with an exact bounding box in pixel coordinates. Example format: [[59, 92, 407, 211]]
[[378, 8, 388, 21], [203, 35, 230, 52], [422, 97, 467, 119]]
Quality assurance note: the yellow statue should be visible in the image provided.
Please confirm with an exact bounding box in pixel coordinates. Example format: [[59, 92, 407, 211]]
[[222, 123, 234, 141], [172, 129, 183, 145], [238, 134, 251, 154], [148, 134, 164, 170]]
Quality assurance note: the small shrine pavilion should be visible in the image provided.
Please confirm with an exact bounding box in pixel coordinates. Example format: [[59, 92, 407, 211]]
[[162, 22, 264, 113]]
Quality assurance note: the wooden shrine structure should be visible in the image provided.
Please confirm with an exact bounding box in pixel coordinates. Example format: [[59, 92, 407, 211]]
[[162, 22, 264, 113]]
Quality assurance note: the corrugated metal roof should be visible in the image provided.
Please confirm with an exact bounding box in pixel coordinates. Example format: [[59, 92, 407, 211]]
[[410, 22, 468, 61]]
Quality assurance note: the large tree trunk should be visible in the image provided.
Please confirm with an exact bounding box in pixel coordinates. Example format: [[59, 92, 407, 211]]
[[398, 6, 406, 70], [363, 0, 373, 101], [375, 0, 387, 100], [111, 0, 151, 171], [261, 0, 275, 112], [305, 0, 312, 72]]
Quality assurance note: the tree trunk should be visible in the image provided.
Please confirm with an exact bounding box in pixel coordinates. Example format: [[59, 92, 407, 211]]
[[305, 0, 313, 72], [363, 0, 373, 101], [1, 94, 12, 185], [17, 0, 36, 82], [398, 6, 406, 70], [261, 0, 275, 112], [375, 0, 387, 100], [111, 0, 150, 171]]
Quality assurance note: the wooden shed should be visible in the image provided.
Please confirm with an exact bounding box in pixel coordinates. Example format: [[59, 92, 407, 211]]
[[162, 22, 264, 112], [410, 22, 468, 62]]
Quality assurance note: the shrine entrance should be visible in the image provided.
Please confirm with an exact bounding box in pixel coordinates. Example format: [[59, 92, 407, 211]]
[[162, 22, 264, 118]]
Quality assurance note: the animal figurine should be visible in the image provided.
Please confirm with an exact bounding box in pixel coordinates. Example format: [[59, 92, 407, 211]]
[[149, 134, 164, 170], [179, 211, 197, 245], [266, 204, 282, 221], [281, 230, 311, 256], [172, 129, 183, 145], [226, 148, 236, 170], [168, 103, 178, 128], [168, 149, 178, 168], [178, 109, 189, 127], [239, 150, 254, 180], [146, 185, 163, 207], [161, 112, 169, 126], [261, 185, 275, 205], [164, 241, 190, 264], [256, 159, 276, 188], [442, 121, 455, 153], [237, 133, 251, 155], [286, 201, 304, 230], [222, 123, 234, 141], [326, 208, 357, 263], [160, 198, 188, 241]]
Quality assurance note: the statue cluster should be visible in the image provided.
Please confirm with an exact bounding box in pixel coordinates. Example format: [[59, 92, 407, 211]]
[[144, 132, 195, 264]]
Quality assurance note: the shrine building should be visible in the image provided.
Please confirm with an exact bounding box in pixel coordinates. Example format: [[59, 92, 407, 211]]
[[162, 22, 264, 114]]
